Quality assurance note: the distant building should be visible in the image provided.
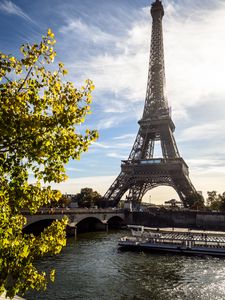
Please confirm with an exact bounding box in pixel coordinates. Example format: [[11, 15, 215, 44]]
[[164, 199, 183, 208], [66, 194, 79, 208], [69, 201, 78, 208], [124, 201, 133, 212]]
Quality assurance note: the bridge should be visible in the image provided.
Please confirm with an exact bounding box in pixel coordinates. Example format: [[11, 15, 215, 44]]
[[22, 206, 225, 236], [23, 208, 127, 236]]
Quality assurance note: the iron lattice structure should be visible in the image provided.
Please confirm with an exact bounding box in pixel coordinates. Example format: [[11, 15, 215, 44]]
[[103, 0, 197, 207]]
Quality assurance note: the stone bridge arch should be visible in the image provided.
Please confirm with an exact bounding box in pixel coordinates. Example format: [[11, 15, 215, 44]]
[[108, 215, 126, 229], [24, 209, 126, 235], [23, 215, 62, 235], [25, 214, 64, 228]]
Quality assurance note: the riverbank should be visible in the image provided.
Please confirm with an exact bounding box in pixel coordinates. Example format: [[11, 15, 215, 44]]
[[126, 209, 225, 231]]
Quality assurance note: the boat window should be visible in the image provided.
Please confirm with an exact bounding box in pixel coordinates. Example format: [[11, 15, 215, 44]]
[[140, 159, 162, 164]]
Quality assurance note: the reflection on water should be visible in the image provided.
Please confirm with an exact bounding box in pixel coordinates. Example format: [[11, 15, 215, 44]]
[[26, 231, 225, 300]]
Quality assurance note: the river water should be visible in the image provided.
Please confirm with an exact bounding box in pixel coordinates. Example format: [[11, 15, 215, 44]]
[[26, 231, 225, 300]]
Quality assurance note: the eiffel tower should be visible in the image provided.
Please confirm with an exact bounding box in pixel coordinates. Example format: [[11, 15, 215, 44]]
[[103, 0, 197, 207]]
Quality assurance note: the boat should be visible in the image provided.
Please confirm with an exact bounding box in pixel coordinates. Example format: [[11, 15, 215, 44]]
[[118, 225, 225, 256]]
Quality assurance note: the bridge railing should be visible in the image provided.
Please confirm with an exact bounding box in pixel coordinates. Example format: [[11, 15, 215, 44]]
[[21, 207, 124, 215]]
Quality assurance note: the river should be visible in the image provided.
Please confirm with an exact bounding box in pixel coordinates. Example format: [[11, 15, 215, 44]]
[[25, 230, 225, 300]]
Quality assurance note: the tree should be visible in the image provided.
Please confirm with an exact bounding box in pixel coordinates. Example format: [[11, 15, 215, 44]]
[[206, 191, 220, 210], [0, 29, 98, 298], [185, 193, 205, 210], [76, 188, 102, 208], [206, 191, 225, 211], [58, 194, 72, 208]]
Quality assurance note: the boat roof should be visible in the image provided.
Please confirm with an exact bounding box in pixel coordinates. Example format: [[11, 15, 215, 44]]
[[127, 225, 225, 237]]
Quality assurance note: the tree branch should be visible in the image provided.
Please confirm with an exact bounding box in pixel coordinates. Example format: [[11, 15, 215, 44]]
[[3, 75, 12, 83], [17, 67, 33, 93]]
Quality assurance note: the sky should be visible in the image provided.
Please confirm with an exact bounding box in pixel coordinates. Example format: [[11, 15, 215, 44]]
[[0, 0, 225, 204]]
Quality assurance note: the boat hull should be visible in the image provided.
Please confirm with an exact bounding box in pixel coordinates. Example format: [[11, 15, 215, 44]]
[[118, 240, 225, 256]]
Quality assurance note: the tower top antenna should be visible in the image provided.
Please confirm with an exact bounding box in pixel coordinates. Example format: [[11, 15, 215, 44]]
[[151, 0, 164, 17]]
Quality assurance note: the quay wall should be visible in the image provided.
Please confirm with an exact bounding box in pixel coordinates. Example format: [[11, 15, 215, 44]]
[[126, 209, 225, 231]]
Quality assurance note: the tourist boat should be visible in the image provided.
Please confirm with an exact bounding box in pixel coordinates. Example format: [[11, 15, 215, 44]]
[[118, 225, 225, 256]]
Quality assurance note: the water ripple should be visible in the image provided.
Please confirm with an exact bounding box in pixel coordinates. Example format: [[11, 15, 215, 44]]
[[26, 231, 225, 300]]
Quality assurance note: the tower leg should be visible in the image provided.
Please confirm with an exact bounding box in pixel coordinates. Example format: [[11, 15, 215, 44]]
[[103, 172, 131, 207]]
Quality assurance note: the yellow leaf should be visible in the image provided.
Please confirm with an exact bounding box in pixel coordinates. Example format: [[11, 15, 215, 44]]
[[10, 56, 16, 63], [49, 52, 56, 61], [47, 28, 55, 39], [90, 85, 95, 91], [50, 269, 55, 282]]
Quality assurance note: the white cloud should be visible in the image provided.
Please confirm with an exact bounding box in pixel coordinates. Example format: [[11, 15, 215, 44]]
[[96, 116, 119, 130], [83, 38, 148, 105], [92, 142, 111, 149], [60, 19, 115, 44], [51, 175, 116, 195], [62, 1, 225, 124], [95, 113, 135, 130], [116, 142, 133, 149], [56, 0, 225, 127], [103, 100, 127, 113], [0, 0, 32, 22], [164, 1, 225, 116], [66, 167, 84, 172], [178, 120, 225, 142], [113, 133, 136, 140], [90, 140, 134, 154], [187, 158, 225, 174], [106, 152, 127, 159]]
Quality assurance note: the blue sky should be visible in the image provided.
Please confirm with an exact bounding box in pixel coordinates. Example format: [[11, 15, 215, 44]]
[[1, 0, 225, 203]]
